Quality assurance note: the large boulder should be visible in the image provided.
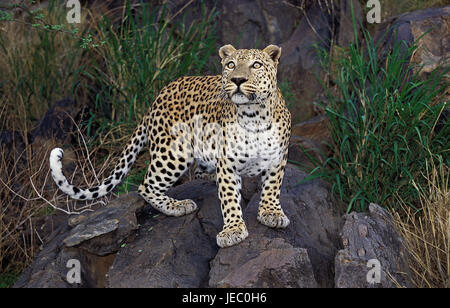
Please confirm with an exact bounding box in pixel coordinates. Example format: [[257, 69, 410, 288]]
[[15, 164, 344, 288], [278, 0, 362, 123], [14, 193, 146, 288], [106, 181, 222, 288], [334, 203, 413, 288], [108, 165, 343, 288], [209, 237, 318, 288], [209, 165, 342, 288], [15, 165, 416, 288]]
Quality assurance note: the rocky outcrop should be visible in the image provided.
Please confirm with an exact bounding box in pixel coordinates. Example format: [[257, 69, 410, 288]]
[[14, 193, 146, 288], [209, 238, 318, 288], [15, 164, 415, 288], [106, 181, 221, 288], [278, 0, 362, 122], [373, 6, 449, 75], [288, 114, 331, 167], [209, 165, 342, 288], [335, 203, 412, 288], [15, 164, 344, 288]]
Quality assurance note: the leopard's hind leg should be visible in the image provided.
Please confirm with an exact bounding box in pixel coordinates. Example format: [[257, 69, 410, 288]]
[[138, 136, 197, 217]]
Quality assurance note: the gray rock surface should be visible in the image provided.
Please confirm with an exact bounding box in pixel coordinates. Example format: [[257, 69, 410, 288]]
[[14, 193, 145, 288], [208, 165, 342, 288], [373, 6, 449, 75], [106, 181, 221, 288], [334, 203, 412, 288], [209, 237, 317, 288], [64, 193, 146, 255], [288, 114, 331, 167], [15, 166, 415, 288], [108, 165, 342, 288], [15, 164, 344, 288]]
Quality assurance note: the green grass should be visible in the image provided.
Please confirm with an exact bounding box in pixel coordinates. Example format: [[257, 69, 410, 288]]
[[117, 162, 148, 194], [302, 24, 449, 213], [0, 0, 89, 130], [0, 268, 20, 288], [279, 80, 298, 114], [84, 1, 218, 145]]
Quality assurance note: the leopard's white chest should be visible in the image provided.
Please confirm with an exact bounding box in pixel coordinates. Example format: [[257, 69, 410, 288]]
[[231, 124, 283, 176], [195, 122, 283, 177]]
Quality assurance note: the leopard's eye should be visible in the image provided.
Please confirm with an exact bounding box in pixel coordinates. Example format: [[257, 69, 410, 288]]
[[252, 62, 262, 69], [226, 62, 235, 69]]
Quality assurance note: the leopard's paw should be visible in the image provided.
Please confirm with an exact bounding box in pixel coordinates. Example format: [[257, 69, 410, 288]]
[[216, 223, 248, 248], [257, 210, 290, 228], [164, 199, 198, 217]]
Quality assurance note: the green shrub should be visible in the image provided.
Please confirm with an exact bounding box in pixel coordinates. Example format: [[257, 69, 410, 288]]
[[85, 1, 218, 141], [303, 26, 449, 213]]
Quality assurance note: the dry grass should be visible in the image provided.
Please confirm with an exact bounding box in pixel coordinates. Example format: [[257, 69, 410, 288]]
[[0, 120, 119, 279], [0, 2, 98, 283], [392, 157, 449, 288], [0, 2, 92, 132]]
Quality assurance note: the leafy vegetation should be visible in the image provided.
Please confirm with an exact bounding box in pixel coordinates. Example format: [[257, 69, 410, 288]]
[[302, 25, 448, 213], [85, 2, 218, 140]]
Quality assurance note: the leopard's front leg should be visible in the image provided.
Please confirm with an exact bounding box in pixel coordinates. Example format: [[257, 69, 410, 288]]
[[257, 153, 290, 229], [215, 158, 248, 248]]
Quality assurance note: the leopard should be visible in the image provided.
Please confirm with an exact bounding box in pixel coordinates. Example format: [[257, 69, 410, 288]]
[[49, 44, 291, 248]]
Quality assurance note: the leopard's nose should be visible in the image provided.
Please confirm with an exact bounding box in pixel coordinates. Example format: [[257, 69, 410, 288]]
[[231, 77, 248, 87]]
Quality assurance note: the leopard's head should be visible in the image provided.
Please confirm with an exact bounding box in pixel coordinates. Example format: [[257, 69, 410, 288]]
[[219, 44, 281, 105]]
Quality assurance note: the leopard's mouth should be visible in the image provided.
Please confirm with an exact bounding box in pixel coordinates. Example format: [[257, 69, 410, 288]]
[[230, 90, 257, 105]]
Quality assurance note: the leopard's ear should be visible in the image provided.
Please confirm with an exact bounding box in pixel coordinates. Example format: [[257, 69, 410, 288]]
[[219, 44, 236, 59], [263, 45, 282, 63]]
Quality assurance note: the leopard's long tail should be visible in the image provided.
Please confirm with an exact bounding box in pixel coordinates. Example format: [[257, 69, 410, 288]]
[[49, 117, 148, 200]]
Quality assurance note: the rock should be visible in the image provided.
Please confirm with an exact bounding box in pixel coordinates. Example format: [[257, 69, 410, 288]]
[[334, 203, 412, 288], [209, 237, 317, 288], [278, 3, 332, 123], [106, 181, 221, 288], [64, 192, 146, 256], [13, 222, 72, 288], [159, 0, 301, 50], [279, 1, 362, 123], [291, 114, 331, 140], [373, 7, 449, 75], [217, 0, 301, 49], [17, 166, 414, 288], [209, 164, 343, 288], [337, 0, 363, 47], [16, 163, 344, 288], [288, 115, 331, 166], [14, 193, 146, 288]]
